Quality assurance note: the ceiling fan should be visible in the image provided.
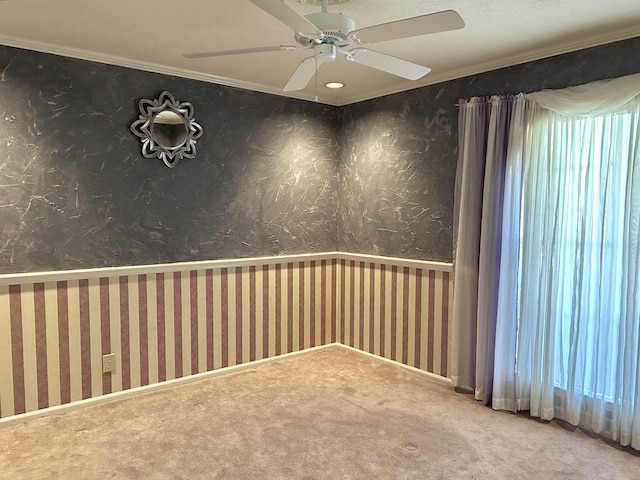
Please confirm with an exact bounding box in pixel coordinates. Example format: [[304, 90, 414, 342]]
[[184, 0, 465, 92]]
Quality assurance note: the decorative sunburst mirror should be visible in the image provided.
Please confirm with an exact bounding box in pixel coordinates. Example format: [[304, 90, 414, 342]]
[[130, 91, 203, 168]]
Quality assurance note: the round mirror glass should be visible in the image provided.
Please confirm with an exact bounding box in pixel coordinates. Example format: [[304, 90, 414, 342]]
[[151, 110, 188, 148]]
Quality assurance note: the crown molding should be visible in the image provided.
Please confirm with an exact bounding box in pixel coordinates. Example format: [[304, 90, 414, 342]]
[[336, 27, 640, 106], [0, 35, 341, 106], [1, 28, 637, 107]]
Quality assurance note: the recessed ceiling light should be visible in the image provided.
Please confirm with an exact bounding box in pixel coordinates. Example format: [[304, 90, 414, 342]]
[[325, 82, 345, 89]]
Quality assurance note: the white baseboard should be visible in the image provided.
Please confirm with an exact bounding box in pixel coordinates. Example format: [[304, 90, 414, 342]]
[[0, 343, 451, 428], [0, 344, 338, 428], [338, 344, 452, 386]]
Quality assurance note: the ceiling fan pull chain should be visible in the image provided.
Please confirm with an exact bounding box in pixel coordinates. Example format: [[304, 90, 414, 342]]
[[314, 56, 319, 102]]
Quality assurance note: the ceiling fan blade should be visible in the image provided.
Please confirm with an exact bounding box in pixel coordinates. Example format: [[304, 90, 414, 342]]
[[350, 10, 464, 44], [184, 45, 297, 59], [347, 48, 431, 80], [250, 0, 323, 39], [283, 56, 317, 91]]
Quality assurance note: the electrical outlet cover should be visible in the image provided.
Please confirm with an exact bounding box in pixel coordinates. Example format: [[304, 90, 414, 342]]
[[102, 353, 116, 373]]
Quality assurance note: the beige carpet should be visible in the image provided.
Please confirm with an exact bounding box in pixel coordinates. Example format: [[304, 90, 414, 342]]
[[0, 346, 638, 479]]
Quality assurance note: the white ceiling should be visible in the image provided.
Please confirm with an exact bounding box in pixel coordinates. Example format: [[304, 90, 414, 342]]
[[1, 0, 639, 106]]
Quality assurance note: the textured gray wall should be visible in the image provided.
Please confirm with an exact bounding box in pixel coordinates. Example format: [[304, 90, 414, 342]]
[[1, 37, 639, 273], [0, 48, 339, 273], [338, 36, 640, 262]]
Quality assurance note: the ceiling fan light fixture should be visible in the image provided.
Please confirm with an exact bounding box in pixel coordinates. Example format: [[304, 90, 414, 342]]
[[325, 81, 345, 89]]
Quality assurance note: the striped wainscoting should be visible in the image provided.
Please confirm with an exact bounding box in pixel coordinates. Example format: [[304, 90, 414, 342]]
[[0, 258, 339, 420], [0, 253, 452, 421], [338, 259, 452, 378]]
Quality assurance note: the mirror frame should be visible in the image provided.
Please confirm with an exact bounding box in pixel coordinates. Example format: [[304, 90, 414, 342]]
[[130, 91, 203, 168]]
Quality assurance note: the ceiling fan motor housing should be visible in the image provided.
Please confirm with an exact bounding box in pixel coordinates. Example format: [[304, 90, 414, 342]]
[[297, 12, 356, 45]]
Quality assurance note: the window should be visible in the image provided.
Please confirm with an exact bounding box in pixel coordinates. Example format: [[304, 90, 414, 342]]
[[515, 99, 639, 429]]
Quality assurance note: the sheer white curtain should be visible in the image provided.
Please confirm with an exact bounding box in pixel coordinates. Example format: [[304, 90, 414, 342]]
[[454, 73, 640, 449]]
